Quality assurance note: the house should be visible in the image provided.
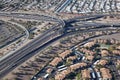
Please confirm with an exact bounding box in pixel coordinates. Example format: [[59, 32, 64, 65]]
[[55, 68, 71, 80], [97, 39, 111, 44], [81, 69, 91, 80], [55, 62, 87, 80], [101, 50, 109, 57], [97, 60, 108, 66], [85, 55, 94, 61], [67, 56, 77, 62], [116, 60, 120, 65], [37, 78, 43, 80], [49, 57, 62, 67], [59, 50, 72, 59], [83, 41, 96, 48], [112, 50, 120, 55], [100, 68, 112, 80], [79, 48, 95, 55], [117, 46, 120, 50], [46, 68, 53, 74], [70, 62, 87, 72]]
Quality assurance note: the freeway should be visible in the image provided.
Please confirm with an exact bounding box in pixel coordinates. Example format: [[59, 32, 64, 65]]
[[0, 31, 62, 78], [0, 23, 62, 65], [0, 13, 119, 79], [0, 24, 63, 78]]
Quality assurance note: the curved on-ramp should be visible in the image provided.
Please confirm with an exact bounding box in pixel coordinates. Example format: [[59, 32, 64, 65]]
[[0, 21, 29, 61]]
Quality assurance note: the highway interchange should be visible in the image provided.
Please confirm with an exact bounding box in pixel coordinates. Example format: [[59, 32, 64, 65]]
[[0, 12, 120, 79]]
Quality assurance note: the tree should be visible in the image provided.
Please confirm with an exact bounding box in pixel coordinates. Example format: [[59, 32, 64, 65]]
[[96, 65, 103, 70], [28, 33, 34, 39], [108, 45, 116, 52], [50, 78, 55, 80], [117, 65, 120, 70], [76, 72, 82, 80]]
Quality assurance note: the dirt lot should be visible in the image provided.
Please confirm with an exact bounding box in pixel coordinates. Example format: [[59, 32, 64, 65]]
[[94, 33, 120, 40]]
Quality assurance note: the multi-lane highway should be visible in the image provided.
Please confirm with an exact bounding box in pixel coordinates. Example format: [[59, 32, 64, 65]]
[[0, 12, 120, 79], [0, 22, 64, 78]]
